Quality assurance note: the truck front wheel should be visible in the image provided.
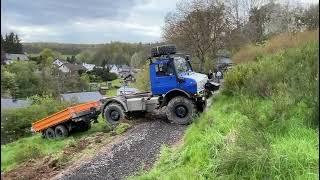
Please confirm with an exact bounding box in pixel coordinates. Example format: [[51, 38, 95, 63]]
[[104, 103, 125, 125], [166, 96, 196, 125]]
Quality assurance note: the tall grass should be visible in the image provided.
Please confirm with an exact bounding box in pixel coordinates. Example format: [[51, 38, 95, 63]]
[[233, 29, 319, 64], [135, 42, 319, 179]]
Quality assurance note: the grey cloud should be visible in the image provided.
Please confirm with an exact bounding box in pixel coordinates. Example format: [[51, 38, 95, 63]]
[[1, 0, 176, 43], [2, 0, 146, 25]]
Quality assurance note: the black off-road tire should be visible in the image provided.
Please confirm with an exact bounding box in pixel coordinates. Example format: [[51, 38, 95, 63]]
[[151, 45, 176, 57], [54, 125, 69, 138], [104, 103, 125, 125], [166, 96, 196, 125], [45, 128, 56, 139]]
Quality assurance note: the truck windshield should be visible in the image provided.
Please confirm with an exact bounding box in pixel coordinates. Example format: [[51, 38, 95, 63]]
[[174, 56, 192, 74]]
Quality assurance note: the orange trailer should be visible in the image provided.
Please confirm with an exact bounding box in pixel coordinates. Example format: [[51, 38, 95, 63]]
[[31, 101, 101, 139]]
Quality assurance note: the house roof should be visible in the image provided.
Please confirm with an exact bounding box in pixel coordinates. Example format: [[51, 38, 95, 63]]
[[54, 58, 67, 63], [120, 64, 130, 69], [1, 98, 31, 111], [82, 63, 96, 71], [64, 63, 86, 72], [5, 53, 29, 61], [60, 91, 103, 103]]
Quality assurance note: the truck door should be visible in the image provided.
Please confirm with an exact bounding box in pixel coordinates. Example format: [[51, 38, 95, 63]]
[[152, 62, 177, 95]]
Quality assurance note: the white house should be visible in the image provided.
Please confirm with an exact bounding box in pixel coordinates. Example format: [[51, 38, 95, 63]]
[[109, 64, 120, 75], [82, 62, 96, 71], [53, 59, 66, 67], [58, 64, 71, 73], [53, 59, 85, 74]]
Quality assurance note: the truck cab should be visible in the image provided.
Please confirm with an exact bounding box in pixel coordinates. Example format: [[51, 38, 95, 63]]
[[150, 55, 208, 97]]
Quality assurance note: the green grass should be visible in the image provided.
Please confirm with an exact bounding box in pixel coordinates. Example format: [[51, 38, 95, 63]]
[[134, 96, 318, 179], [1, 115, 110, 172], [134, 43, 319, 179], [1, 113, 132, 172]]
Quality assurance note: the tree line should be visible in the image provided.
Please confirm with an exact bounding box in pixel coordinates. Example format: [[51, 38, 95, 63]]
[[23, 41, 161, 68]]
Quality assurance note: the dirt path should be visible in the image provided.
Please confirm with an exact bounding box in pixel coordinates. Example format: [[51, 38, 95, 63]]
[[53, 117, 186, 180]]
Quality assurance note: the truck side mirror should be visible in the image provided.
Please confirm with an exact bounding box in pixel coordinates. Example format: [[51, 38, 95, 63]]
[[185, 55, 190, 61]]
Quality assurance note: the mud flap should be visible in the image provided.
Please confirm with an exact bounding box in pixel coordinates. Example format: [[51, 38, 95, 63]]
[[205, 82, 220, 92]]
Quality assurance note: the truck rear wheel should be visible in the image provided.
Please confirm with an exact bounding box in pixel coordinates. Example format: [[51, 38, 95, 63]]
[[166, 96, 196, 125], [55, 125, 69, 138], [104, 103, 125, 125], [45, 128, 56, 139]]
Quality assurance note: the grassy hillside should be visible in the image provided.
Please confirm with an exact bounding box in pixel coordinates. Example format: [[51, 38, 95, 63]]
[[135, 37, 319, 179], [233, 29, 319, 64], [1, 115, 130, 172]]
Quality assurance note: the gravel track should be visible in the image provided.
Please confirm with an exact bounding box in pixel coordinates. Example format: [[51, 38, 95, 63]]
[[53, 113, 186, 180]]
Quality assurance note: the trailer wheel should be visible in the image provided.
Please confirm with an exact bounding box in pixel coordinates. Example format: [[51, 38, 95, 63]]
[[54, 125, 69, 138], [166, 96, 196, 125], [45, 128, 56, 139], [104, 103, 125, 125]]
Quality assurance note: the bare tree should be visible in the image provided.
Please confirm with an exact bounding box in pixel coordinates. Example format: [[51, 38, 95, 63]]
[[163, 0, 227, 72], [301, 3, 319, 30]]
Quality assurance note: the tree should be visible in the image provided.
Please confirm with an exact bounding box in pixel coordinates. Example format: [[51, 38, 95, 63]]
[[39, 48, 55, 68], [70, 55, 76, 64], [1, 35, 5, 65], [76, 50, 93, 63], [5, 61, 42, 98], [163, 0, 228, 72], [2, 32, 23, 54], [301, 3, 319, 30], [130, 52, 144, 68], [66, 56, 71, 63]]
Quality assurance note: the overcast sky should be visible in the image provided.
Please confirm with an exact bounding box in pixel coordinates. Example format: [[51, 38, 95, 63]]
[[1, 0, 317, 44], [1, 0, 179, 43]]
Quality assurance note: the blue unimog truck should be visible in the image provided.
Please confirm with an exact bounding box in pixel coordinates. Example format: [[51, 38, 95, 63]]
[[101, 45, 219, 125]]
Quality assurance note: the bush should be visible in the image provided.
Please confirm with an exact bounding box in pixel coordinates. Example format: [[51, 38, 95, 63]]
[[88, 67, 118, 82], [1, 95, 69, 143]]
